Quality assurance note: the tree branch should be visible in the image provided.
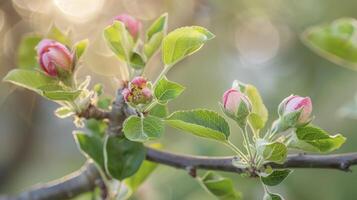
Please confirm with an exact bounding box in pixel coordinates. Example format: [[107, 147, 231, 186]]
[[4, 149, 357, 200]]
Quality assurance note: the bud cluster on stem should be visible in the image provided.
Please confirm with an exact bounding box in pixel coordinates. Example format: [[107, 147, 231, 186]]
[[122, 76, 153, 106]]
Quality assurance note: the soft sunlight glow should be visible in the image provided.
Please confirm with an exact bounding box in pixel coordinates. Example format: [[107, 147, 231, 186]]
[[235, 16, 280, 65], [53, 0, 105, 22]]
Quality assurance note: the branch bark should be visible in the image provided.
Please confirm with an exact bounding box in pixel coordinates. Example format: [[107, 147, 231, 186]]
[[4, 149, 357, 200]]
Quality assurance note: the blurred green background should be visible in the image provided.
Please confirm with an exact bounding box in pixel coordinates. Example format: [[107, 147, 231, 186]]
[[1, 0, 357, 199]]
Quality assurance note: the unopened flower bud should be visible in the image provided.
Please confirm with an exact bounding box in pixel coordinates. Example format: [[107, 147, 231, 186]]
[[278, 95, 313, 126], [36, 39, 73, 77], [122, 76, 152, 105], [113, 14, 141, 39], [222, 88, 252, 115]]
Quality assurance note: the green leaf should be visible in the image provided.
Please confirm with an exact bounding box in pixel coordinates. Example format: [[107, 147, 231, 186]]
[[74, 39, 88, 60], [104, 136, 145, 180], [74, 131, 105, 169], [302, 18, 357, 70], [154, 76, 185, 104], [54, 106, 74, 118], [97, 97, 112, 110], [47, 26, 71, 46], [104, 21, 134, 62], [244, 84, 268, 131], [130, 52, 146, 69], [123, 115, 165, 142], [166, 109, 230, 142], [261, 169, 292, 186], [17, 34, 42, 69], [263, 192, 284, 200], [3, 69, 58, 94], [162, 26, 215, 65], [124, 160, 158, 196], [257, 140, 287, 164], [149, 104, 169, 118], [290, 125, 346, 152], [200, 171, 242, 200], [144, 13, 168, 59], [86, 119, 108, 138], [37, 84, 81, 101]]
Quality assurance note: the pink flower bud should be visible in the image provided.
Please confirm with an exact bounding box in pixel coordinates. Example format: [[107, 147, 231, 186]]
[[279, 95, 312, 125], [222, 88, 251, 115], [36, 39, 73, 77], [122, 76, 152, 105], [113, 14, 141, 39]]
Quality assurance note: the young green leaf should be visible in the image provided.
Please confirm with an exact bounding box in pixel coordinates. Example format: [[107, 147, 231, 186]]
[[17, 34, 42, 69], [149, 104, 169, 118], [154, 76, 185, 104], [261, 169, 292, 186], [104, 21, 134, 62], [166, 109, 230, 142], [73, 131, 105, 169], [289, 125, 346, 152], [162, 26, 215, 65], [38, 84, 81, 101], [123, 115, 165, 142], [47, 25, 71, 46], [257, 140, 287, 164], [263, 192, 284, 200], [3, 69, 59, 94], [144, 13, 168, 59], [244, 84, 268, 131], [130, 52, 146, 69], [54, 106, 74, 118], [86, 119, 108, 138], [302, 18, 357, 71], [200, 171, 242, 200], [104, 136, 145, 180], [74, 39, 89, 60]]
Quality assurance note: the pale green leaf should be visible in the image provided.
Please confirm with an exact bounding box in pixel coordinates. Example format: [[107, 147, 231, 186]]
[[162, 26, 215, 65], [200, 171, 242, 200], [154, 76, 185, 104], [123, 115, 165, 142], [244, 84, 268, 131], [17, 34, 42, 69], [3, 69, 58, 94], [166, 109, 230, 142], [144, 13, 168, 59], [54, 106, 74, 118], [104, 21, 134, 61], [74, 39, 89, 60]]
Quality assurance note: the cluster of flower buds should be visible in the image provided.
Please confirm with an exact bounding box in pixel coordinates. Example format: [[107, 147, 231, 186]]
[[36, 39, 73, 77], [113, 14, 141, 39], [122, 76, 153, 106]]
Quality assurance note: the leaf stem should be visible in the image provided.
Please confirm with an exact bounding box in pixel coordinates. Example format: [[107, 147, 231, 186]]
[[225, 140, 249, 163], [241, 126, 254, 163], [143, 99, 159, 113], [153, 65, 171, 87]]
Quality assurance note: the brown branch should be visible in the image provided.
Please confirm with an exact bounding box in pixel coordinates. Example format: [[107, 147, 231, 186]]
[[4, 149, 357, 200]]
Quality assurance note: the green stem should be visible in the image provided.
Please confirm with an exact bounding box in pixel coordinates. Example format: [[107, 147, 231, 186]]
[[242, 126, 254, 162], [224, 140, 249, 163], [153, 65, 171, 87], [143, 100, 159, 113]]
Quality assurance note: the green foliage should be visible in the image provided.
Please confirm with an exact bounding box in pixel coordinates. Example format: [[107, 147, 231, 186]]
[[144, 13, 168, 59], [37, 84, 81, 101], [17, 34, 42, 69], [3, 69, 59, 94], [200, 171, 242, 200], [244, 84, 268, 132], [104, 136, 145, 180], [162, 26, 215, 65], [74, 39, 89, 61], [130, 52, 146, 69], [123, 115, 165, 142], [289, 125, 346, 152], [261, 170, 292, 186], [149, 104, 169, 118], [74, 131, 105, 169], [154, 76, 185, 104], [54, 106, 74, 118], [263, 192, 284, 200], [166, 109, 230, 142], [260, 142, 288, 164], [302, 18, 357, 70], [104, 21, 134, 62]]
